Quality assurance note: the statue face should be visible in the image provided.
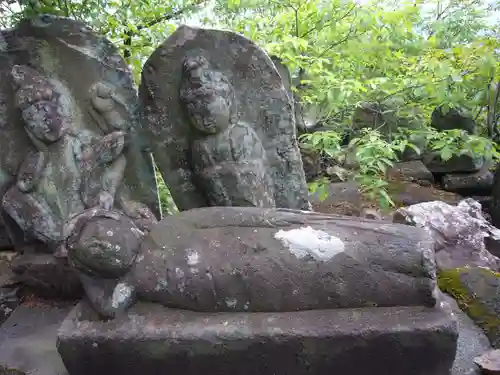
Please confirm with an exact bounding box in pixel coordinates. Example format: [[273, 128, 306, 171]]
[[187, 91, 234, 134], [66, 210, 143, 279], [181, 57, 237, 135]]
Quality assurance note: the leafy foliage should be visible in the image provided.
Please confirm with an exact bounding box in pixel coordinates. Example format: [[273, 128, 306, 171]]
[[1, 0, 499, 208]]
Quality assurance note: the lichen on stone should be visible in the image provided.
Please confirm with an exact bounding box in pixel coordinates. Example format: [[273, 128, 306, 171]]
[[438, 266, 500, 347]]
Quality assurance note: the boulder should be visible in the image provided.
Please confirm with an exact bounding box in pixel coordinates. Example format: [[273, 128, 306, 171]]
[[431, 107, 476, 135], [439, 267, 500, 349], [442, 168, 494, 196], [423, 152, 485, 174], [388, 160, 434, 184], [393, 199, 500, 271], [474, 349, 500, 375]]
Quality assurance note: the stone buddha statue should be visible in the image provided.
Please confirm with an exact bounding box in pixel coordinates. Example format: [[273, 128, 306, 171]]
[[63, 205, 437, 319], [179, 56, 276, 207]]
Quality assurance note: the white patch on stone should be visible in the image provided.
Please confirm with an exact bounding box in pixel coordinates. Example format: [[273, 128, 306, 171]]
[[274, 226, 345, 261], [175, 268, 185, 278], [131, 228, 144, 238], [154, 278, 168, 291], [175, 268, 186, 292], [111, 282, 133, 309], [186, 249, 200, 266], [107, 230, 114, 236], [225, 298, 237, 308], [186, 249, 200, 274]]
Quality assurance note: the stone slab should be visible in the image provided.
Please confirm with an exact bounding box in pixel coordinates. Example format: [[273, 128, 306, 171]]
[[0, 302, 73, 375], [57, 300, 458, 375]]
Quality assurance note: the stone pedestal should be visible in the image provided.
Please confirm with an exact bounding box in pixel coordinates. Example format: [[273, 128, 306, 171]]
[[57, 300, 458, 375]]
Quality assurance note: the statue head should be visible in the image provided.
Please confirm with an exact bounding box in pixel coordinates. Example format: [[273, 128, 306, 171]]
[[11, 65, 67, 144], [180, 56, 238, 135], [64, 209, 144, 279]]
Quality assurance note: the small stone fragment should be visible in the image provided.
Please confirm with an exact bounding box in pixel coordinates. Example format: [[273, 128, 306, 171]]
[[474, 349, 500, 375]]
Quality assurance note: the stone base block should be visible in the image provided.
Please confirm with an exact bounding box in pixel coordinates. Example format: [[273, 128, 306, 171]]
[[57, 301, 458, 375]]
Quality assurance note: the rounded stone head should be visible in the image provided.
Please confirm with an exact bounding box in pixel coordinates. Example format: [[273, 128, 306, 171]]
[[11, 65, 67, 144], [65, 209, 144, 279], [180, 56, 238, 135]]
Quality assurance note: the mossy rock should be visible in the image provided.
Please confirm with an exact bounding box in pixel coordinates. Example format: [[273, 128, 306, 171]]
[[438, 266, 500, 348]]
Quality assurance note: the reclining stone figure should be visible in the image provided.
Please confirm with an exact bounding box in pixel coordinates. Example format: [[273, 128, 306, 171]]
[[57, 205, 458, 375], [62, 205, 439, 318]]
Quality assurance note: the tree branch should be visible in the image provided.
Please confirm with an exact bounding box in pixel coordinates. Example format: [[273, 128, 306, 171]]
[[317, 23, 357, 59], [301, 4, 356, 39], [123, 1, 206, 60]]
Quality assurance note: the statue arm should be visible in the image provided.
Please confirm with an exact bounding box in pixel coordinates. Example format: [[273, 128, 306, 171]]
[[16, 150, 47, 193]]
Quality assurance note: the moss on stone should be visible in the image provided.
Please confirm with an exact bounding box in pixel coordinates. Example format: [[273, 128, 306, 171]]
[[438, 267, 500, 347]]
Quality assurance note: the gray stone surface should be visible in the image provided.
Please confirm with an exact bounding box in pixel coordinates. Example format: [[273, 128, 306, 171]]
[[389, 160, 434, 183], [270, 55, 306, 133], [0, 220, 12, 251], [441, 293, 492, 375], [431, 106, 476, 135], [423, 152, 485, 174], [140, 25, 309, 211], [10, 253, 82, 299], [440, 267, 500, 349], [0, 303, 73, 375], [442, 168, 494, 196], [57, 300, 458, 375], [64, 206, 438, 318], [473, 349, 500, 374]]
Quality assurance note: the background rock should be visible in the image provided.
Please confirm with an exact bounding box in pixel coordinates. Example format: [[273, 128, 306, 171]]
[[439, 267, 500, 348]]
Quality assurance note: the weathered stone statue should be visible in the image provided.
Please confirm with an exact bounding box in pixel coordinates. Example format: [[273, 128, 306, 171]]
[[179, 56, 275, 207], [2, 65, 127, 253], [0, 15, 160, 297], [57, 205, 458, 375], [62, 206, 438, 317], [0, 20, 459, 375], [140, 25, 310, 211]]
